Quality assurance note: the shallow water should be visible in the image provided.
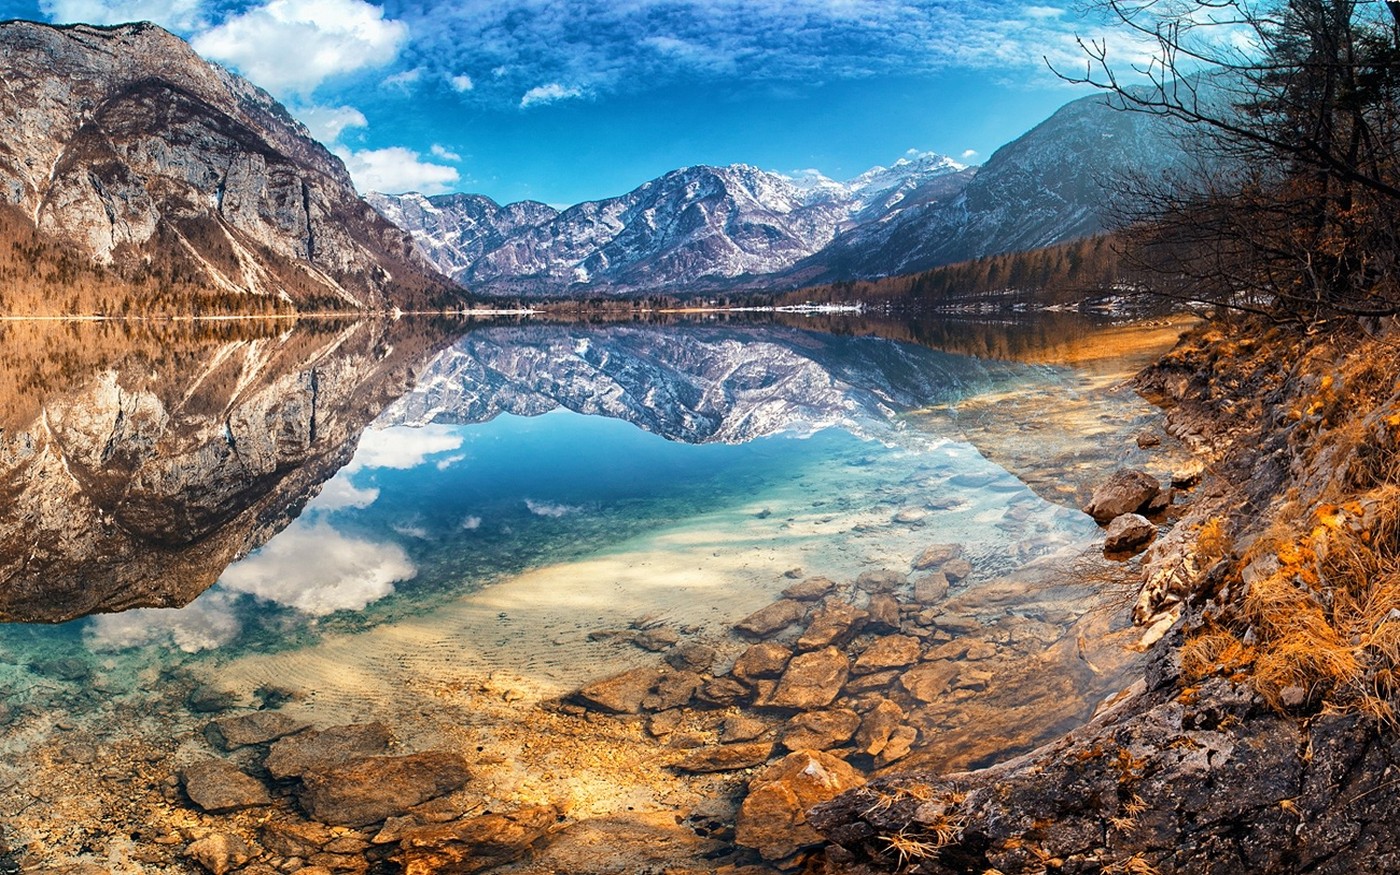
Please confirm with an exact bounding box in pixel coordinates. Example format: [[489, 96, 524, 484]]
[[0, 314, 1187, 870]]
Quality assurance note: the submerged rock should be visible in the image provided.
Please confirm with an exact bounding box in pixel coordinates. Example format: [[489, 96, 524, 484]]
[[396, 804, 560, 875], [735, 750, 865, 865], [674, 742, 776, 774], [185, 833, 250, 875], [732, 642, 793, 681], [205, 711, 310, 751], [912, 544, 962, 571], [1083, 468, 1162, 523], [782, 576, 837, 601], [574, 667, 666, 714], [299, 752, 471, 827], [735, 600, 807, 637], [265, 722, 394, 779], [853, 635, 922, 674], [182, 760, 272, 814], [533, 811, 728, 875], [796, 602, 868, 650], [1104, 513, 1157, 554], [780, 710, 861, 752], [765, 647, 850, 710]]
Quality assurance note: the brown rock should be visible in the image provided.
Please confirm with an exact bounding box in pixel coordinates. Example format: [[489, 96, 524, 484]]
[[397, 804, 560, 875], [941, 557, 973, 582], [533, 812, 728, 874], [697, 677, 750, 707], [1083, 469, 1162, 523], [955, 668, 995, 691], [875, 725, 919, 766], [854, 700, 905, 756], [642, 671, 704, 711], [632, 627, 680, 652], [1136, 430, 1161, 448], [185, 833, 250, 875], [912, 572, 949, 604], [854, 569, 907, 593], [721, 715, 771, 743], [735, 751, 865, 862], [779, 709, 860, 752], [674, 741, 775, 774], [182, 760, 272, 814], [300, 751, 472, 827], [900, 662, 958, 703], [732, 641, 793, 681], [865, 594, 900, 632], [665, 643, 718, 673], [735, 600, 807, 637], [853, 635, 921, 674], [574, 667, 665, 714], [766, 647, 849, 710], [265, 722, 394, 779], [795, 601, 867, 651], [782, 576, 837, 601], [1104, 513, 1157, 554], [912, 544, 962, 571], [843, 669, 902, 694], [935, 615, 982, 635], [261, 820, 335, 857], [205, 711, 309, 751]]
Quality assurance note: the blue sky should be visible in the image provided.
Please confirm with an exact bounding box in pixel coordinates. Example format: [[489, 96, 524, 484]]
[[4, 0, 1127, 205]]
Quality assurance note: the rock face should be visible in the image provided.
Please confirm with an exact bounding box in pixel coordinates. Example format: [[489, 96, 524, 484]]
[[298, 751, 472, 827], [0, 21, 455, 312]]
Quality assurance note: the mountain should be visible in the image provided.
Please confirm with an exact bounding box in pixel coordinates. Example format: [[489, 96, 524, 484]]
[[0, 20, 458, 313], [367, 153, 974, 298], [374, 91, 1189, 298]]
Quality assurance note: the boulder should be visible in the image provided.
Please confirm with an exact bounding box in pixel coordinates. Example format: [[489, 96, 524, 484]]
[[892, 507, 928, 524], [1083, 469, 1162, 523], [735, 600, 807, 637], [1105, 513, 1157, 554], [696, 677, 750, 707], [532, 812, 728, 874], [731, 642, 793, 681], [899, 662, 958, 704], [853, 635, 922, 674], [665, 643, 718, 673], [673, 742, 775, 774], [735, 751, 865, 863], [205, 711, 310, 751], [182, 760, 272, 814], [795, 602, 867, 650], [779, 710, 861, 752], [574, 667, 665, 714], [865, 594, 901, 632], [854, 700, 905, 757], [941, 557, 973, 582], [765, 647, 849, 710], [185, 833, 250, 875], [265, 723, 394, 779], [721, 715, 771, 743], [913, 572, 949, 604], [299, 752, 472, 827], [1136, 430, 1162, 448], [854, 570, 907, 593], [631, 627, 679, 652], [642, 671, 704, 712], [186, 685, 238, 713], [912, 544, 962, 571], [1172, 460, 1205, 488], [782, 576, 837, 601], [397, 804, 560, 875]]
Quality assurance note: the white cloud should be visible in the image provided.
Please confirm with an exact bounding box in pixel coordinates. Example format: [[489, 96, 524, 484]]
[[525, 498, 579, 518], [450, 74, 475, 92], [294, 104, 368, 143], [308, 476, 380, 511], [334, 146, 460, 195], [961, 148, 979, 159], [191, 0, 408, 97], [430, 144, 463, 162], [1024, 5, 1064, 19], [85, 590, 243, 654], [219, 520, 416, 615], [520, 82, 583, 109], [347, 424, 465, 470], [383, 68, 423, 91], [40, 0, 206, 30]]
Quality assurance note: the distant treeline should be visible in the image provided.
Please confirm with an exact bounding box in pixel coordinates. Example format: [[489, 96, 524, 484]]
[[779, 235, 1124, 308]]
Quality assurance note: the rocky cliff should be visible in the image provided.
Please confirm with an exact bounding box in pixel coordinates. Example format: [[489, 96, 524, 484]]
[[0, 20, 458, 313]]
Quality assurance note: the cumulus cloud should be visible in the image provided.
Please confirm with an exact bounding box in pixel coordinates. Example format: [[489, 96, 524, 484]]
[[191, 0, 409, 97], [219, 520, 416, 615], [525, 498, 579, 518], [961, 148, 979, 159], [40, 0, 207, 30], [294, 104, 368, 143], [334, 146, 460, 194], [520, 82, 583, 108], [383, 68, 423, 91], [308, 476, 380, 511], [450, 74, 475, 92], [85, 590, 243, 653], [430, 144, 463, 161], [347, 424, 465, 470]]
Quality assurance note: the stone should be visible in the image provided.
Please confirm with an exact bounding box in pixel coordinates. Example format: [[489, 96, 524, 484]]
[[893, 507, 928, 524], [265, 723, 394, 780], [912, 544, 962, 571], [182, 760, 272, 814], [1145, 489, 1172, 515], [642, 671, 704, 711], [261, 820, 335, 857], [665, 643, 718, 673], [843, 670, 902, 695], [397, 804, 560, 875], [186, 685, 238, 713], [900, 662, 959, 703], [779, 710, 861, 752], [574, 667, 665, 714], [1136, 430, 1162, 448], [875, 725, 919, 766], [185, 833, 250, 875], [935, 615, 983, 635], [1083, 468, 1162, 523], [735, 600, 807, 637], [941, 557, 973, 582], [765, 647, 849, 710], [721, 715, 771, 743], [299, 752, 472, 827], [854, 569, 907, 593], [955, 668, 995, 691], [697, 677, 750, 707], [533, 812, 727, 875], [674, 742, 775, 774], [913, 572, 949, 604], [795, 601, 867, 651], [632, 627, 680, 651], [732, 642, 793, 681], [1172, 460, 1205, 488], [782, 576, 837, 601], [205, 711, 310, 751], [853, 636, 922, 674], [854, 700, 905, 757], [735, 751, 865, 862], [1104, 513, 1157, 554], [865, 594, 901, 632]]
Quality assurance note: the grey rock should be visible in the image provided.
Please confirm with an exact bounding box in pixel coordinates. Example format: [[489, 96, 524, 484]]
[[205, 711, 310, 751], [1105, 513, 1158, 554], [1084, 468, 1162, 523]]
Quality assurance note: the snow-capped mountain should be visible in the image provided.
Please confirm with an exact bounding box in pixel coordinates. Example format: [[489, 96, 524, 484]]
[[368, 152, 974, 297]]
